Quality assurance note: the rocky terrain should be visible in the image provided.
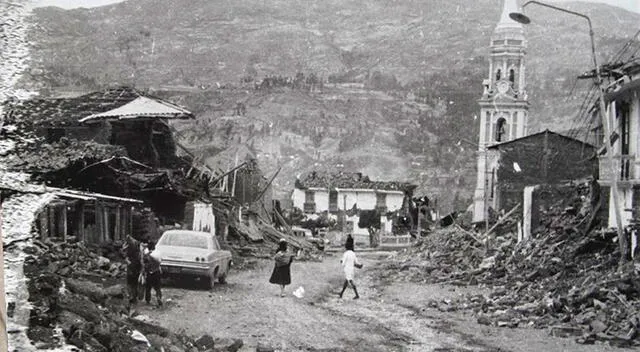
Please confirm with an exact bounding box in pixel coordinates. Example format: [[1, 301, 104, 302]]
[[14, 0, 640, 212]]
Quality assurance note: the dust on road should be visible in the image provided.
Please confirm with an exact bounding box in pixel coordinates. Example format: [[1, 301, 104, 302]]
[[136, 251, 629, 352]]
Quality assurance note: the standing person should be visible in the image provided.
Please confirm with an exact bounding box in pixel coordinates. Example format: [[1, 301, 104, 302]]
[[143, 241, 163, 307], [269, 239, 294, 297], [122, 235, 145, 306], [339, 236, 362, 299]]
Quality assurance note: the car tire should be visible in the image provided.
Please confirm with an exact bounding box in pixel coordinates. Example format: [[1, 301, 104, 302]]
[[218, 264, 230, 284], [206, 273, 215, 290]]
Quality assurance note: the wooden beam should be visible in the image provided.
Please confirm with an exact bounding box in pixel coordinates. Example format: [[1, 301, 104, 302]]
[[115, 206, 122, 241], [254, 167, 281, 204], [48, 206, 55, 239], [103, 205, 109, 242], [39, 210, 48, 240], [77, 205, 85, 243], [61, 204, 68, 241], [95, 202, 103, 245]]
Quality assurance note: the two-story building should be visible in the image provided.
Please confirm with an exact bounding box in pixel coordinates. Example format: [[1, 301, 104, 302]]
[[292, 171, 416, 240], [596, 59, 640, 228]]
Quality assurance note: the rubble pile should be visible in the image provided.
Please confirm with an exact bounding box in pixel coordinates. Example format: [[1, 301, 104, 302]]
[[25, 239, 128, 279], [296, 170, 414, 192], [21, 240, 244, 352], [380, 182, 640, 346], [229, 219, 323, 261]]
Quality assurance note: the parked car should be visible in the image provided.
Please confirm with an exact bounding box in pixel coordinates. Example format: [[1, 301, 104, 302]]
[[154, 230, 232, 289], [291, 226, 330, 251]]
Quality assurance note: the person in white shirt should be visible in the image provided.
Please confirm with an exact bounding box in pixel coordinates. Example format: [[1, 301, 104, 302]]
[[339, 235, 361, 299]]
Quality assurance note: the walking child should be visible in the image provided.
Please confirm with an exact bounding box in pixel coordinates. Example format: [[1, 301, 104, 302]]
[[339, 235, 362, 299]]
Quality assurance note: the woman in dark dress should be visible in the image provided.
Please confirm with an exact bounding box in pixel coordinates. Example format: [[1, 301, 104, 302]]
[[269, 239, 294, 297]]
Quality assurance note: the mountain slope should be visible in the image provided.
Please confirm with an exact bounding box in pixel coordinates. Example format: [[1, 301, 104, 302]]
[[17, 0, 640, 212]]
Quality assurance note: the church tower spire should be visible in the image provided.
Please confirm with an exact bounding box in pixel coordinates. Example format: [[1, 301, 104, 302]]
[[472, 0, 529, 223]]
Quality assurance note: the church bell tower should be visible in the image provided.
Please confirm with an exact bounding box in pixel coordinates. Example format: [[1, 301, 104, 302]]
[[472, 0, 529, 223]]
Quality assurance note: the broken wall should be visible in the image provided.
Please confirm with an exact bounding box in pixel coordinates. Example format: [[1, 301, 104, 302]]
[[496, 132, 597, 212]]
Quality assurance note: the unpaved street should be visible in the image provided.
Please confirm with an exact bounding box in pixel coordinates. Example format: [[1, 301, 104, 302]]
[[137, 251, 629, 352]]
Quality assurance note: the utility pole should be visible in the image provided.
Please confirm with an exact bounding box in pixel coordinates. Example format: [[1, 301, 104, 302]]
[[0, 196, 7, 352]]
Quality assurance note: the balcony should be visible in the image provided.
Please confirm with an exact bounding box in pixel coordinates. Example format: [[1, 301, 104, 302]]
[[599, 154, 637, 183], [303, 202, 316, 213]]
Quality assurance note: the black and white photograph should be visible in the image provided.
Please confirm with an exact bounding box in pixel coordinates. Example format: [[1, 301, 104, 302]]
[[1, 0, 639, 351]]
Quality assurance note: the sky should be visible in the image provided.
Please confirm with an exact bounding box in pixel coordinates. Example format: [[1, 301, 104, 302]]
[[31, 0, 640, 13]]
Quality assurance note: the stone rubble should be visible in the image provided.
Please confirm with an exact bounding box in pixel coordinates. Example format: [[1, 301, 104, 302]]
[[380, 183, 640, 347]]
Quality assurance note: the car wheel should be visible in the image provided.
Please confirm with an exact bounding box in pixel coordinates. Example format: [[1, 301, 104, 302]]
[[206, 273, 215, 290], [218, 264, 230, 284]]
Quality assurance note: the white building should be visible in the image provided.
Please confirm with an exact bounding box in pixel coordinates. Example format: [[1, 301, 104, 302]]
[[598, 59, 640, 228], [292, 171, 415, 237]]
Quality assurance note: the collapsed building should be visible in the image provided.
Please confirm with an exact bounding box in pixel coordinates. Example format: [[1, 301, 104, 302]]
[[0, 86, 311, 351], [291, 171, 417, 246]]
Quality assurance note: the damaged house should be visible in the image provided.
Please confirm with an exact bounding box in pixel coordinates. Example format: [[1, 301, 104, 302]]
[[480, 130, 598, 238], [592, 58, 640, 229], [1, 86, 227, 242], [292, 171, 416, 244]]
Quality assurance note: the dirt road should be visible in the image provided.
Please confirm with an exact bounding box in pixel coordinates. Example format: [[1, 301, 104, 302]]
[[137, 251, 629, 351]]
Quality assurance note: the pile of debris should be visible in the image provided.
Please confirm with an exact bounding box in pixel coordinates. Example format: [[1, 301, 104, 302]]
[[228, 217, 321, 261], [21, 239, 244, 352], [23, 239, 128, 279], [380, 182, 640, 346]]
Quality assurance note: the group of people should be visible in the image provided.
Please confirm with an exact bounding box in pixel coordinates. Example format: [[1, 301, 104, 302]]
[[122, 235, 163, 307], [269, 234, 362, 299]]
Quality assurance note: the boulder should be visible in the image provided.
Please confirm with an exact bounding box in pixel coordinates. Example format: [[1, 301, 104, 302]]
[[97, 256, 111, 269], [105, 284, 126, 298], [256, 342, 275, 352], [213, 337, 243, 352], [65, 278, 107, 303], [58, 310, 87, 336], [69, 329, 108, 352], [195, 334, 215, 350]]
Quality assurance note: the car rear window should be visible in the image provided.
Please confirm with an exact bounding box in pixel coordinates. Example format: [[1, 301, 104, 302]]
[[159, 232, 209, 249]]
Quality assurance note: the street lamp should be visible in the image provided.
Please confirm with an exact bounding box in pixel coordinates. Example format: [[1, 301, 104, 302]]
[[509, 1, 628, 262]]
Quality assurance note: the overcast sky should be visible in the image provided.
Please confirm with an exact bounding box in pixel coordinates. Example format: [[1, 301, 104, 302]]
[[31, 0, 640, 13]]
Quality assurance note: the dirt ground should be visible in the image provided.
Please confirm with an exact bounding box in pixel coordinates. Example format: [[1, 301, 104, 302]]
[[136, 251, 632, 351]]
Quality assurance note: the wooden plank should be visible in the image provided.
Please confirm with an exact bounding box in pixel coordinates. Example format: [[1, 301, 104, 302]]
[[115, 206, 122, 241], [103, 206, 109, 242], [48, 206, 55, 239], [95, 203, 103, 245], [39, 210, 48, 240], [61, 205, 68, 241], [77, 205, 85, 243]]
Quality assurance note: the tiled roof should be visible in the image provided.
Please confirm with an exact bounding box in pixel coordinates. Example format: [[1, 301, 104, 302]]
[[1, 138, 127, 173], [2, 86, 194, 128], [295, 171, 416, 192]]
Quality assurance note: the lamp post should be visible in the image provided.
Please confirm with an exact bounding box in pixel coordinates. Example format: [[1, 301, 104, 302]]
[[509, 1, 628, 262]]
